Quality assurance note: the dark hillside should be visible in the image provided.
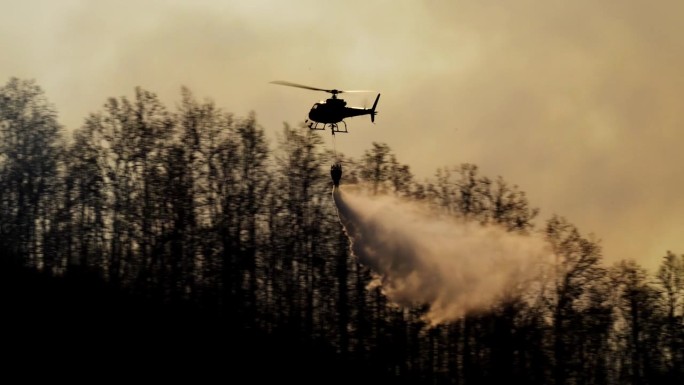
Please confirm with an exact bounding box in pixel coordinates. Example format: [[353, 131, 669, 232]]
[[2, 263, 390, 383]]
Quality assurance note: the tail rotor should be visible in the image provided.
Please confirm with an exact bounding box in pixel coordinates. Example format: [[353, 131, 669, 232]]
[[370, 94, 381, 123]]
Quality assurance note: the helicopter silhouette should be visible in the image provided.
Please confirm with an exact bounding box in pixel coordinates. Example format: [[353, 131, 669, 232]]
[[270, 80, 380, 135]]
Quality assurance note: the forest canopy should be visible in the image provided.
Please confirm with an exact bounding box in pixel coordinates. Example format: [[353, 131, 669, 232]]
[[1, 77, 682, 384]]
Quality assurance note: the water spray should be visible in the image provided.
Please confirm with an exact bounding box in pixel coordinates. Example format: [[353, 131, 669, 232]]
[[330, 167, 550, 324]]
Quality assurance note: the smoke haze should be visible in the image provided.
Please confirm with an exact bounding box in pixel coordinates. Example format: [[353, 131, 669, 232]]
[[2, 0, 682, 270], [333, 186, 551, 324]]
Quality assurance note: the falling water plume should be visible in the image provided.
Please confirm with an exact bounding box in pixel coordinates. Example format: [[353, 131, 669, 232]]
[[332, 185, 551, 324]]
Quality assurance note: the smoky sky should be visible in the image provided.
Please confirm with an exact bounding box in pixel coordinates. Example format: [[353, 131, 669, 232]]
[[2, 0, 682, 270]]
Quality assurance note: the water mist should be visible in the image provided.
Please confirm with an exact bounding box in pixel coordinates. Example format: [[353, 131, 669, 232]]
[[332, 185, 551, 324]]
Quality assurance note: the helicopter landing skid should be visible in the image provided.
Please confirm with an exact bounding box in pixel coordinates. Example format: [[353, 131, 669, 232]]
[[308, 121, 348, 135]]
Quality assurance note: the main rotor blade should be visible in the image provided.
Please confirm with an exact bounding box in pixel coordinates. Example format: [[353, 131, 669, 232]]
[[270, 80, 375, 94], [270, 81, 331, 93]]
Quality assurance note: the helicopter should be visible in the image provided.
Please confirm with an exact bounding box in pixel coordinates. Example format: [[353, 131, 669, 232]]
[[270, 80, 380, 135]]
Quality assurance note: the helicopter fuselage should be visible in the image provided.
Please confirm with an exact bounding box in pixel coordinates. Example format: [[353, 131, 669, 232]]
[[308, 98, 373, 124]]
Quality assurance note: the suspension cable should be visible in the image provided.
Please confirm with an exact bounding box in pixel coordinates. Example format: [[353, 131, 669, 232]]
[[332, 130, 338, 163]]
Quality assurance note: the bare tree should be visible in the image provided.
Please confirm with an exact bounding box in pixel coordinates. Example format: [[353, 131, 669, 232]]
[[62, 124, 107, 272], [610, 260, 668, 385], [80, 87, 173, 286], [656, 251, 684, 382], [359, 142, 392, 194], [545, 215, 604, 385], [0, 78, 62, 269]]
